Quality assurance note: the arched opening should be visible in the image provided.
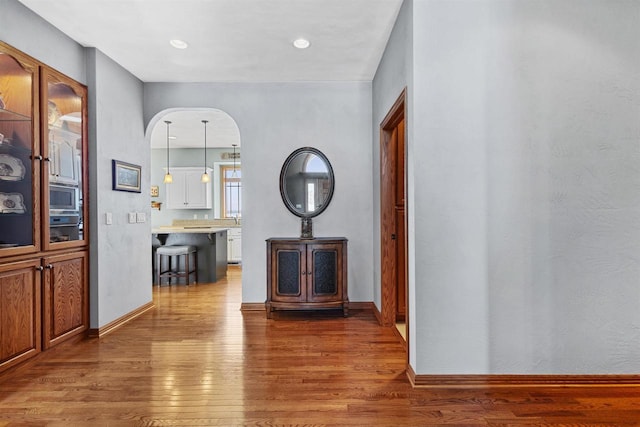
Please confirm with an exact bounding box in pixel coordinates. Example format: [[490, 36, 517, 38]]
[[146, 108, 243, 282]]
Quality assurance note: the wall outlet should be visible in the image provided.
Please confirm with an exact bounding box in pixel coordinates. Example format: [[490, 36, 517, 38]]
[[105, 212, 112, 225], [128, 212, 136, 223], [193, 214, 198, 219], [136, 212, 146, 223]]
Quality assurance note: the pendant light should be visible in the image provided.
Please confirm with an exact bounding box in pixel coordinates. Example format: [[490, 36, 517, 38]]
[[232, 144, 240, 220], [231, 144, 238, 177], [163, 120, 173, 184], [201, 119, 210, 183]]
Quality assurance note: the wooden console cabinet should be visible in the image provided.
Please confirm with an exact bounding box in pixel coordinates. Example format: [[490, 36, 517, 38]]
[[266, 237, 348, 318], [0, 41, 89, 373]]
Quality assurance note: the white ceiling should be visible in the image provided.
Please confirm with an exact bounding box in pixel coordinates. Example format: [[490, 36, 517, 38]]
[[149, 109, 241, 149], [17, 0, 403, 147]]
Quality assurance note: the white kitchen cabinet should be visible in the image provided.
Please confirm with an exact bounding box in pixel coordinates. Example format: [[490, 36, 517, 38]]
[[165, 167, 212, 209], [48, 127, 80, 185], [227, 227, 242, 263]]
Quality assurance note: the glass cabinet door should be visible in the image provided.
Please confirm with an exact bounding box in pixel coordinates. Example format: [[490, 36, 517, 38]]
[[0, 45, 39, 254], [41, 69, 87, 249]]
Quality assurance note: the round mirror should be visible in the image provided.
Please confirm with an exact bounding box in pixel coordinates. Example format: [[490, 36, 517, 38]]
[[280, 147, 335, 218]]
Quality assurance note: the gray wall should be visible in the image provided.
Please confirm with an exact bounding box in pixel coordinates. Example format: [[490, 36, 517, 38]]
[[371, 0, 414, 361], [87, 49, 149, 328], [144, 82, 374, 304], [0, 0, 85, 83], [373, 0, 640, 374]]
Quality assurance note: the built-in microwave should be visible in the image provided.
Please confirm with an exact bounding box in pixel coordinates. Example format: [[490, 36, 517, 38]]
[[49, 184, 78, 213]]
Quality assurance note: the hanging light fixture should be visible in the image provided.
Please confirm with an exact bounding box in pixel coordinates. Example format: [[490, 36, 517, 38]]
[[232, 144, 240, 221], [231, 144, 238, 177], [163, 120, 173, 184], [201, 119, 210, 183]]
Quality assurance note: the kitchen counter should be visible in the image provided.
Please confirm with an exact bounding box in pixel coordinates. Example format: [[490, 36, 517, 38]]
[[152, 226, 228, 283], [152, 226, 230, 234]]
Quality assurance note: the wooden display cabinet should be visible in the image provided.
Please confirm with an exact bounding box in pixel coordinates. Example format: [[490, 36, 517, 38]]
[[0, 41, 89, 373], [266, 237, 348, 318]]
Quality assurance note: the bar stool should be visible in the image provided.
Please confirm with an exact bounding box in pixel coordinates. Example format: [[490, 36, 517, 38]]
[[156, 245, 198, 285]]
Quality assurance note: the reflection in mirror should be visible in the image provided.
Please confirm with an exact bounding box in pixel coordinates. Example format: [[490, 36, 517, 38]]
[[47, 81, 84, 243], [280, 147, 334, 219]]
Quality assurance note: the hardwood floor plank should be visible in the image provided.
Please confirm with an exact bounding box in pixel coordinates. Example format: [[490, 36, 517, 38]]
[[0, 266, 639, 425]]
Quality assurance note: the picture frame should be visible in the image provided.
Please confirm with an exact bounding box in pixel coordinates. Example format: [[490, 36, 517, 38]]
[[112, 159, 141, 193]]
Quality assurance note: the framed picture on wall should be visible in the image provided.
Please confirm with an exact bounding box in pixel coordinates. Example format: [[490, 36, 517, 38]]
[[112, 159, 141, 193]]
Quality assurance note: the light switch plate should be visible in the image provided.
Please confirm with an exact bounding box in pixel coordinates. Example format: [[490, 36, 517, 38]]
[[105, 212, 112, 225], [136, 212, 146, 223], [128, 212, 136, 223]]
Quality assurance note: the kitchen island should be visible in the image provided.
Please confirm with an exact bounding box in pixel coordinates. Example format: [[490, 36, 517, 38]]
[[152, 226, 228, 283]]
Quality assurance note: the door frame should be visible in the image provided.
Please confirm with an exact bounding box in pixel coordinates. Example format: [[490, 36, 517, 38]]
[[379, 88, 408, 330]]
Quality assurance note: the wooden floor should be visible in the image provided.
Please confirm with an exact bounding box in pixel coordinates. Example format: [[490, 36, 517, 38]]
[[1, 266, 639, 426]]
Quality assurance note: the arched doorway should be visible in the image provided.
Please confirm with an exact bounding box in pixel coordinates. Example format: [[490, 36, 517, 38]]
[[146, 108, 243, 281]]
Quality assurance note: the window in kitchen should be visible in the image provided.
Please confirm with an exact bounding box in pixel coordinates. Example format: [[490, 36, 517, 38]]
[[221, 165, 241, 219]]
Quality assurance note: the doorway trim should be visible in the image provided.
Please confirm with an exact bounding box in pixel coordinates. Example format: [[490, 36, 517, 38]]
[[379, 88, 407, 330]]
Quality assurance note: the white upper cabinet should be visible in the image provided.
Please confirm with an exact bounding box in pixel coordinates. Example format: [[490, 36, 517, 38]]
[[165, 167, 212, 209]]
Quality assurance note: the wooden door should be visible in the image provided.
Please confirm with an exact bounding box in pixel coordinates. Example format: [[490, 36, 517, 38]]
[[380, 89, 407, 327], [394, 119, 406, 321], [42, 251, 88, 349]]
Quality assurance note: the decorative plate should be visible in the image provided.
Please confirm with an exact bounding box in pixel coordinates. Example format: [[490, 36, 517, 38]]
[[0, 154, 26, 181], [0, 192, 26, 214]]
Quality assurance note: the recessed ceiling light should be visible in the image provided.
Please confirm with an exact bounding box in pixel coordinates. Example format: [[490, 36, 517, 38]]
[[293, 38, 310, 49], [170, 39, 188, 49]]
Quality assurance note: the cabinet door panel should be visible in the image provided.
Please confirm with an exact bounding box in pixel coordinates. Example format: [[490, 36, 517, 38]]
[[0, 259, 41, 368], [42, 251, 88, 349], [184, 170, 207, 208], [228, 229, 242, 263], [308, 243, 343, 302], [0, 43, 40, 256], [42, 66, 88, 251], [165, 170, 187, 209], [276, 250, 302, 297], [311, 249, 337, 296], [269, 241, 306, 303], [48, 131, 77, 185]]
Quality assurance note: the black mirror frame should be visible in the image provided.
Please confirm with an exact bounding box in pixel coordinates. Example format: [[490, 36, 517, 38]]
[[279, 146, 335, 219]]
